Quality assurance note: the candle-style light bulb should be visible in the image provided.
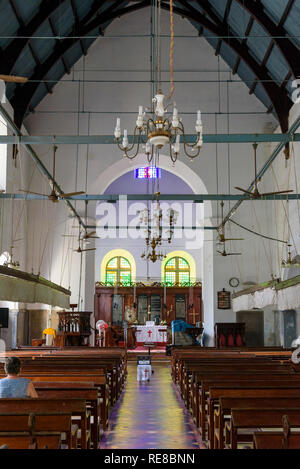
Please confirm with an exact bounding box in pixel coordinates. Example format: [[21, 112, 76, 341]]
[[136, 106, 144, 128], [114, 117, 121, 139], [172, 107, 179, 128], [174, 134, 180, 154], [122, 129, 129, 148], [195, 110, 202, 133]]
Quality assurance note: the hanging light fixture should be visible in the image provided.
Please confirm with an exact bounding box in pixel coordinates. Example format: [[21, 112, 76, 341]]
[[113, 0, 203, 163], [281, 244, 300, 268]]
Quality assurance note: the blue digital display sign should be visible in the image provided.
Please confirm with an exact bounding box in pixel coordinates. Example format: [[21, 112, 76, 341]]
[[135, 167, 161, 179]]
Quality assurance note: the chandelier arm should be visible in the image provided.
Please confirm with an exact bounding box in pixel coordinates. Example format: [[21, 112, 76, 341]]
[[178, 122, 200, 149]]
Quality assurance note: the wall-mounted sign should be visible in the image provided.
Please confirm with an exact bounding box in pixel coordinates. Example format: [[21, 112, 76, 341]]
[[217, 289, 231, 309], [135, 167, 161, 179]]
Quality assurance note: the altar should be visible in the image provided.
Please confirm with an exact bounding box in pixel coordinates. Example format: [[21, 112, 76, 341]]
[[135, 324, 168, 345]]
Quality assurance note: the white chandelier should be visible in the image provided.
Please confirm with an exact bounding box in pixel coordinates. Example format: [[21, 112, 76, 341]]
[[113, 0, 203, 163], [114, 94, 203, 163]]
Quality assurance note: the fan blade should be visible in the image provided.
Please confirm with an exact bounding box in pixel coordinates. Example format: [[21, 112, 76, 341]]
[[60, 191, 85, 198], [0, 74, 28, 83], [226, 253, 242, 256], [222, 238, 244, 241], [81, 248, 97, 252], [261, 190, 294, 197], [19, 189, 48, 197], [235, 187, 253, 196], [85, 231, 96, 238]]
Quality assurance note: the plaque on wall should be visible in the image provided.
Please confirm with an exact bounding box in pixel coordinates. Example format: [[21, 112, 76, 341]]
[[217, 289, 231, 309]]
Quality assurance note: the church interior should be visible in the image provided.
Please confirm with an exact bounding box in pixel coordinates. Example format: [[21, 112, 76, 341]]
[[0, 0, 300, 451]]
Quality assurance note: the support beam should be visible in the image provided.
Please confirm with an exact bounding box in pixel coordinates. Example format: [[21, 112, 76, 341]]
[[0, 103, 86, 230], [1, 194, 300, 201], [0, 133, 298, 144], [220, 115, 300, 228]]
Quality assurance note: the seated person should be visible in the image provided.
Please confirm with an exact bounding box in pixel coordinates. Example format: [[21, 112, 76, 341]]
[[0, 357, 38, 398]]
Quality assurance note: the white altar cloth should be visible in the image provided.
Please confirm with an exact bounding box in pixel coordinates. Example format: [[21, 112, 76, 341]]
[[135, 325, 168, 343], [137, 364, 152, 381]]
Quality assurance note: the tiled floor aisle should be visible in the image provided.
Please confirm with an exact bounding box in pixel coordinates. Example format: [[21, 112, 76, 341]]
[[101, 362, 205, 449]]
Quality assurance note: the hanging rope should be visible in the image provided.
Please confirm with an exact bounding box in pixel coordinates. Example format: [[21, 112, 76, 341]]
[[167, 0, 174, 101], [228, 218, 287, 244]]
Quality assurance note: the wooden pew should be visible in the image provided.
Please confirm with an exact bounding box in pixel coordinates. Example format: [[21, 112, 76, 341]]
[[205, 384, 300, 447], [253, 415, 300, 449], [214, 396, 300, 449], [34, 382, 99, 448], [196, 376, 300, 439], [0, 412, 72, 449], [228, 408, 300, 449], [0, 399, 89, 449], [0, 433, 62, 449]]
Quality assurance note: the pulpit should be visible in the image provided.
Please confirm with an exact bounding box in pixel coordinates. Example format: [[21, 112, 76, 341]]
[[56, 310, 92, 347]]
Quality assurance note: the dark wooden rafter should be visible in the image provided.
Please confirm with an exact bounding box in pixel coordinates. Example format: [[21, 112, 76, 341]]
[[8, 0, 52, 95], [234, 0, 299, 78], [215, 0, 233, 56], [174, 0, 292, 133], [70, 0, 87, 56], [12, 0, 151, 128], [4, 0, 68, 74], [48, 17, 70, 75], [232, 16, 254, 74]]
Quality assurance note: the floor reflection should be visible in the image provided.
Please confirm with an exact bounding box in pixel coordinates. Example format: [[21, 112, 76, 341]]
[[101, 362, 205, 449]]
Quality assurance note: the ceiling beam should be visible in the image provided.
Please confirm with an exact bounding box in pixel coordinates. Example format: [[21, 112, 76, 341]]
[[234, 0, 299, 78], [164, 1, 293, 133], [1, 193, 300, 201], [0, 103, 86, 230], [70, 0, 87, 56], [219, 114, 300, 228], [11, 0, 151, 128], [3, 0, 68, 74], [48, 16, 70, 75], [0, 133, 298, 144]]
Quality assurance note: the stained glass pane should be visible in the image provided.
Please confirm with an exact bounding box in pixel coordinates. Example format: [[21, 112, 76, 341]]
[[178, 257, 189, 269], [165, 271, 176, 285], [120, 271, 131, 285], [166, 258, 176, 269], [106, 272, 116, 284], [179, 271, 190, 284], [107, 257, 117, 268], [120, 257, 130, 268]]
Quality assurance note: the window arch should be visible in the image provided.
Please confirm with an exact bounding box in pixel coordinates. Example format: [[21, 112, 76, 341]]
[[164, 256, 190, 286], [161, 250, 196, 285], [105, 256, 131, 285]]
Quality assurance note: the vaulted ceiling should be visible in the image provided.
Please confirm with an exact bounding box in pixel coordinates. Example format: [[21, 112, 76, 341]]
[[0, 0, 299, 132]]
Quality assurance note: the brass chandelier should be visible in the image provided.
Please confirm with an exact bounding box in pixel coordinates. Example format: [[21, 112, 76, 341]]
[[140, 193, 179, 263], [113, 0, 203, 163]]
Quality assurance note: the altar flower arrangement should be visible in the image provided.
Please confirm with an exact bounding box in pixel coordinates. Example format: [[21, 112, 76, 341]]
[[160, 320, 167, 325]]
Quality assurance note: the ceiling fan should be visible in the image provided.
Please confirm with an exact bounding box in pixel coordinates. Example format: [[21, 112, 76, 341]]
[[73, 227, 96, 253], [63, 230, 99, 241], [235, 143, 293, 199], [19, 145, 85, 202], [217, 201, 244, 243]]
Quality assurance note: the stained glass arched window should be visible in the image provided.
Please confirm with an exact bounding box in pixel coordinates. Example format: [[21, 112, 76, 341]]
[[105, 256, 131, 285], [164, 256, 190, 286]]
